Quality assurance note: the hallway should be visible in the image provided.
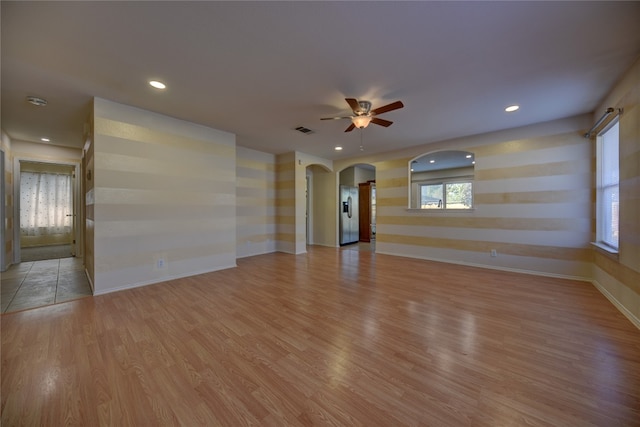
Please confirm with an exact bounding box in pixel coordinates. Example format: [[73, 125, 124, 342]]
[[1, 257, 92, 313]]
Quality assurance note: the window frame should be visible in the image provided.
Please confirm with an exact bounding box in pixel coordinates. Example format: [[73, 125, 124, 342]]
[[418, 178, 474, 210], [594, 118, 620, 253]]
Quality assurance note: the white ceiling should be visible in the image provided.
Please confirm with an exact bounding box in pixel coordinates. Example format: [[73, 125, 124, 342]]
[[2, 1, 639, 160]]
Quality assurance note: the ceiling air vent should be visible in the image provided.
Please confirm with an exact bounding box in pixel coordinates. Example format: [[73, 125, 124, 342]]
[[26, 96, 48, 106], [295, 126, 314, 135]]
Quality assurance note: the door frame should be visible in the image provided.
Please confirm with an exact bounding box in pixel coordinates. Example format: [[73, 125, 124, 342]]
[[0, 149, 6, 271], [13, 157, 82, 263], [305, 172, 313, 245]]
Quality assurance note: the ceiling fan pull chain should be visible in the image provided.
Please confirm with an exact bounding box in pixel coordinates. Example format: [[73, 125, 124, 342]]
[[360, 130, 364, 151]]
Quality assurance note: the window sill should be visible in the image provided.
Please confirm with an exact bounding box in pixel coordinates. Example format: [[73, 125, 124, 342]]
[[406, 208, 475, 213], [590, 242, 619, 258]]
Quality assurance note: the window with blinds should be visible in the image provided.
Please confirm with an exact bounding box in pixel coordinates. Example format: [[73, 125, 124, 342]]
[[596, 120, 619, 251]]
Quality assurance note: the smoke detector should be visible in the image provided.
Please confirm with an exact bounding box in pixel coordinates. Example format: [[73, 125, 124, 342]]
[[26, 96, 48, 106]]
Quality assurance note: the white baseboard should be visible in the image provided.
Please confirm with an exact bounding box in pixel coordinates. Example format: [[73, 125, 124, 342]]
[[93, 263, 238, 296], [236, 248, 276, 259], [375, 250, 591, 282], [591, 279, 640, 330]]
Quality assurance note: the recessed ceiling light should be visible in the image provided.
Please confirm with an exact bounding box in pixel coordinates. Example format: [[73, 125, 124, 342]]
[[505, 105, 520, 112], [41, 137, 50, 142], [335, 146, 343, 151], [472, 161, 476, 164], [465, 154, 472, 158], [149, 80, 166, 89], [429, 160, 435, 164], [26, 96, 48, 106]]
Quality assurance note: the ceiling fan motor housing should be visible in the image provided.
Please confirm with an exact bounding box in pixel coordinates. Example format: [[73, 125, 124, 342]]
[[358, 101, 372, 115]]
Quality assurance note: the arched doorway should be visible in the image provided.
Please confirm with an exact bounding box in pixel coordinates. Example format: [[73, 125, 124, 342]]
[[337, 163, 376, 247]]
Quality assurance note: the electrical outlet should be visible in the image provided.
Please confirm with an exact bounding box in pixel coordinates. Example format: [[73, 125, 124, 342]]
[[153, 253, 168, 272], [490, 249, 497, 257]]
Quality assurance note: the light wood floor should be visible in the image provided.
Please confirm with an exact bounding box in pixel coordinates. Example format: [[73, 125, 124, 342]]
[[2, 247, 639, 426]]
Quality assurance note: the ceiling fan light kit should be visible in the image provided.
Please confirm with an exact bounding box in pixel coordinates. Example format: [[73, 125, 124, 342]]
[[352, 115, 372, 129]]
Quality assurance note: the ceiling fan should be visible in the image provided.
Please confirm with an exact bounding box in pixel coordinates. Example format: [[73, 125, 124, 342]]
[[321, 98, 404, 132]]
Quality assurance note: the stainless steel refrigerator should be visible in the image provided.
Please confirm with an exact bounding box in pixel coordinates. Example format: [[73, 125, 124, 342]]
[[339, 185, 359, 245]]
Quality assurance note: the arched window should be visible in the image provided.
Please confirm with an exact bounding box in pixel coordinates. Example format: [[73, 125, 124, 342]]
[[409, 150, 475, 210]]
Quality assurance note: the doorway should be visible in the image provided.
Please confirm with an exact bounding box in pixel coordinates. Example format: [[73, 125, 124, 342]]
[[338, 164, 376, 247], [1, 158, 91, 313], [18, 161, 76, 262]]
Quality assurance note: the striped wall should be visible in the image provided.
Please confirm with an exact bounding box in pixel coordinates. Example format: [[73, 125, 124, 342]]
[[236, 146, 276, 258], [275, 152, 296, 253], [591, 57, 640, 327], [335, 115, 593, 280], [1, 131, 13, 271], [91, 98, 236, 294], [275, 151, 333, 254]]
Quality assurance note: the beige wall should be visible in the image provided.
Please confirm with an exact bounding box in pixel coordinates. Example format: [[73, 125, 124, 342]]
[[236, 146, 276, 258], [339, 164, 375, 187], [11, 140, 82, 163], [354, 165, 375, 186], [91, 98, 236, 294], [308, 165, 337, 247], [591, 57, 640, 327]]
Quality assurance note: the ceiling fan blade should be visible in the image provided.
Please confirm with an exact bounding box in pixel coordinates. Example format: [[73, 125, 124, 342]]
[[344, 123, 356, 132], [320, 116, 352, 120], [345, 98, 363, 114], [371, 117, 393, 127], [371, 100, 404, 115]]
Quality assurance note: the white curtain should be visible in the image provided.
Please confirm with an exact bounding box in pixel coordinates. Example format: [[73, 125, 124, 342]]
[[20, 171, 72, 236]]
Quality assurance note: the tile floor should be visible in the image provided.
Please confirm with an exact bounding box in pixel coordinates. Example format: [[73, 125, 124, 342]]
[[1, 257, 93, 314]]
